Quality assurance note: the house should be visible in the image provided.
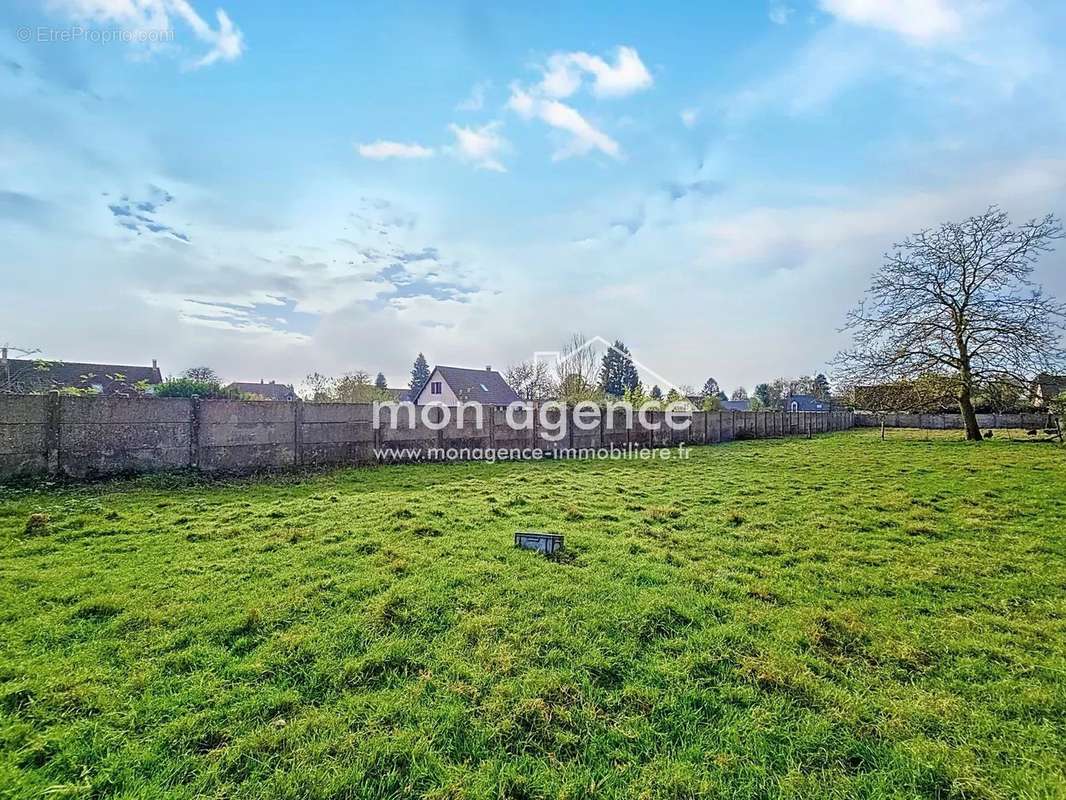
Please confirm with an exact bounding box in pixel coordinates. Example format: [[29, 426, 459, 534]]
[[226, 380, 298, 401], [1031, 374, 1066, 408], [781, 394, 829, 412], [384, 387, 411, 402], [412, 365, 521, 406], [0, 350, 162, 395], [721, 399, 751, 412]]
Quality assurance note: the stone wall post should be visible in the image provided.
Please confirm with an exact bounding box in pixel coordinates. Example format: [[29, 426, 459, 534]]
[[189, 396, 202, 470], [45, 391, 61, 476]]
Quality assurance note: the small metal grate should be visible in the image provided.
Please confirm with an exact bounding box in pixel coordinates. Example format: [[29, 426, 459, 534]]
[[514, 531, 564, 554]]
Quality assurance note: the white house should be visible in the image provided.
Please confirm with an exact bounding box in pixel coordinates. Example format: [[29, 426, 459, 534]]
[[412, 365, 521, 406]]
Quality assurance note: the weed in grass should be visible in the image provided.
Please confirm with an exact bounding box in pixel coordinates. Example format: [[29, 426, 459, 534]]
[[21, 513, 49, 537]]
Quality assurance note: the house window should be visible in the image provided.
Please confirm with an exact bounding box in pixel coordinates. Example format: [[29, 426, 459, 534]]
[[790, 401, 799, 413], [431, 381, 442, 395]]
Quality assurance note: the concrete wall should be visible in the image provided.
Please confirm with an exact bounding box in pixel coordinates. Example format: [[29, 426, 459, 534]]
[[0, 394, 855, 481], [855, 411, 1052, 430]]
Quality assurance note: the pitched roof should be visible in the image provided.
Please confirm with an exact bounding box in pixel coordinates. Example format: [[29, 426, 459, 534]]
[[430, 365, 521, 405], [782, 394, 829, 412], [721, 399, 751, 411], [0, 358, 162, 395], [227, 381, 298, 401], [384, 387, 410, 402], [1033, 373, 1066, 400]]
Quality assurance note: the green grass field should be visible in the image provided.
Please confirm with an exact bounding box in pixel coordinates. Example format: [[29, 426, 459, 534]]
[[0, 431, 1063, 800]]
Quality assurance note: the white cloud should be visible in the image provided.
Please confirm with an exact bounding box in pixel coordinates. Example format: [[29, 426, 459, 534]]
[[506, 83, 537, 117], [447, 123, 508, 171], [356, 141, 435, 160], [818, 0, 963, 43], [534, 46, 653, 99], [680, 108, 698, 127], [456, 80, 491, 111], [569, 46, 653, 97], [538, 100, 620, 160], [508, 86, 620, 160], [46, 0, 245, 67], [769, 2, 794, 25], [539, 53, 583, 98], [506, 45, 645, 161]]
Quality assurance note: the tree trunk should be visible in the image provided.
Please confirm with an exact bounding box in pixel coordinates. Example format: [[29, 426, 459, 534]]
[[958, 390, 982, 442]]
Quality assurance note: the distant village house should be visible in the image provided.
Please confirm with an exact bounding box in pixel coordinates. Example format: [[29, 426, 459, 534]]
[[0, 350, 162, 395], [412, 365, 521, 406], [226, 380, 298, 401]]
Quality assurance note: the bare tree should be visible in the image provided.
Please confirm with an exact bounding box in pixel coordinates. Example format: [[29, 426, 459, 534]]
[[505, 360, 556, 400], [555, 333, 604, 403], [834, 207, 1065, 441], [300, 372, 336, 402]]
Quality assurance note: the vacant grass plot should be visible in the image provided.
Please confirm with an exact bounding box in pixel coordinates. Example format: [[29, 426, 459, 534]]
[[0, 431, 1064, 799]]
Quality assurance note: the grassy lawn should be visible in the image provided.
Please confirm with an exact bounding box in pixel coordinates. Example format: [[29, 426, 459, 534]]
[[0, 431, 1064, 800]]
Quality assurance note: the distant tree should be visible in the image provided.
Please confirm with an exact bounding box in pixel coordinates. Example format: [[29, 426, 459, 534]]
[[731, 386, 748, 401], [374, 372, 388, 390], [155, 378, 239, 399], [701, 377, 721, 399], [556, 333, 600, 395], [665, 387, 682, 403], [790, 375, 815, 396], [649, 385, 663, 400], [813, 373, 831, 401], [835, 207, 1065, 441], [599, 340, 641, 397], [770, 377, 789, 402], [183, 366, 220, 383], [301, 372, 336, 402], [754, 383, 772, 408], [506, 360, 556, 401], [409, 353, 430, 392], [335, 370, 390, 403], [749, 395, 765, 411], [702, 394, 722, 411], [623, 383, 648, 407]]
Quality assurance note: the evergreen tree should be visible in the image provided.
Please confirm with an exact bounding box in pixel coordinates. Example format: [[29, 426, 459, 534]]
[[598, 340, 640, 397], [409, 353, 430, 391], [813, 373, 831, 401], [731, 386, 749, 401], [754, 382, 773, 407], [650, 385, 663, 400], [701, 377, 721, 398], [374, 372, 388, 390]]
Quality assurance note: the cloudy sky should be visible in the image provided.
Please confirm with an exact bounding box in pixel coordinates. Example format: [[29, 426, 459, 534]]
[[2, 0, 1065, 393]]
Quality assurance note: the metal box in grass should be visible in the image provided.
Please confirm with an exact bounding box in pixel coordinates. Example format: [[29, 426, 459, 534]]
[[514, 531, 564, 554]]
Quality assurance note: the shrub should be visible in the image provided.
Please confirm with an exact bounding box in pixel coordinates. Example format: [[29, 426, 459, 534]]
[[153, 378, 241, 399]]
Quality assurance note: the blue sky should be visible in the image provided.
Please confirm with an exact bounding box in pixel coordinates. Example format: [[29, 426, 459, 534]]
[[2, 0, 1066, 392]]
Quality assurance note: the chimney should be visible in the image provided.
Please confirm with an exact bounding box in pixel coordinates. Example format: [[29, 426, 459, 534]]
[[485, 365, 492, 371], [151, 358, 157, 369], [270, 380, 275, 384], [1, 348, 7, 365], [261, 378, 264, 384]]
